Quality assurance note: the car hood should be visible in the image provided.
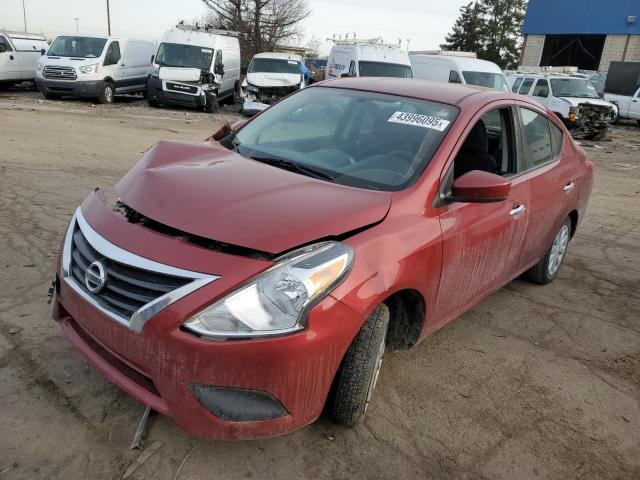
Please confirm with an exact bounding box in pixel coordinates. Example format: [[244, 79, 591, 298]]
[[559, 96, 615, 109], [158, 67, 201, 82], [115, 141, 392, 254], [247, 71, 301, 87]]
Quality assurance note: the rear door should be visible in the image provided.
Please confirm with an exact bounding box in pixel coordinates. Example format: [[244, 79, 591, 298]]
[[434, 103, 530, 322], [515, 104, 575, 270]]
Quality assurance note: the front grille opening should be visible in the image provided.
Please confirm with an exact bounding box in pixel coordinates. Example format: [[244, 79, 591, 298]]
[[69, 319, 161, 398], [69, 224, 191, 321], [114, 201, 275, 261]]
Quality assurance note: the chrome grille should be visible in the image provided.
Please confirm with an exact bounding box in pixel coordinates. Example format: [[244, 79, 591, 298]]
[[68, 223, 192, 321], [43, 65, 77, 80]]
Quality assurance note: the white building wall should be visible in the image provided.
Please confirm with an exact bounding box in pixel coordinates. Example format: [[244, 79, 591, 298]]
[[599, 35, 629, 71]]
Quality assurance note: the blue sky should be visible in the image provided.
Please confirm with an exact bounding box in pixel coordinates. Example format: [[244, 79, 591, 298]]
[[0, 0, 470, 54]]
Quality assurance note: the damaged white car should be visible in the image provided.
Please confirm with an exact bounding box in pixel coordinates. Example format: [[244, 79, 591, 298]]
[[240, 53, 308, 116]]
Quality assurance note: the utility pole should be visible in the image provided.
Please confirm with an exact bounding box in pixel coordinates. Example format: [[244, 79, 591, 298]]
[[106, 0, 111, 35], [74, 17, 79, 33], [22, 0, 27, 32]]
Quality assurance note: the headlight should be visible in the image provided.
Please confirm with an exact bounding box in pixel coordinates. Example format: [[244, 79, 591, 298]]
[[569, 106, 579, 122], [78, 63, 98, 74], [246, 84, 259, 93], [183, 242, 354, 339], [36, 62, 44, 71], [150, 65, 159, 77]]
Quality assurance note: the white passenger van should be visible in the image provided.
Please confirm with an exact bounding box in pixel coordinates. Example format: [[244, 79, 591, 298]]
[[325, 38, 412, 79], [0, 31, 49, 86], [147, 23, 241, 112], [410, 51, 509, 92], [240, 52, 307, 115], [36, 34, 155, 103]]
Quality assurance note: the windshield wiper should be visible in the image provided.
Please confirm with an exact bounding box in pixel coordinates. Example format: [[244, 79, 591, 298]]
[[250, 155, 335, 181]]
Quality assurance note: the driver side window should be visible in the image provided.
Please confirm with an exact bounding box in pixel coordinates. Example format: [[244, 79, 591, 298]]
[[103, 41, 120, 66], [452, 107, 516, 180], [0, 35, 12, 52]]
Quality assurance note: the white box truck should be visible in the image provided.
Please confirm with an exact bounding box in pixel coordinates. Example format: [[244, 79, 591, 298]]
[[147, 24, 241, 112], [35, 34, 155, 103], [325, 38, 412, 79], [0, 31, 49, 87]]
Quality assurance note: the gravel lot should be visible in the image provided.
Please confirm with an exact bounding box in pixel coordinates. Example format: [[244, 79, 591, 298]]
[[1, 86, 639, 480]]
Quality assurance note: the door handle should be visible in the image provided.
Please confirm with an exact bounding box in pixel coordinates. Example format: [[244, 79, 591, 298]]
[[10, 55, 14, 60], [633, 99, 638, 103], [509, 205, 526, 216], [563, 182, 575, 192]]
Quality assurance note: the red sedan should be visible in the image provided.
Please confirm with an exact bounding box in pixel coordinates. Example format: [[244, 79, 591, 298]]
[[52, 77, 593, 439]]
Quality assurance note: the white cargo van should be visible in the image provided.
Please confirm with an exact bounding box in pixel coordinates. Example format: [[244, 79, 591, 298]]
[[325, 38, 412, 79], [0, 31, 49, 87], [410, 52, 509, 91], [35, 34, 155, 103], [147, 24, 241, 112], [240, 52, 307, 115]]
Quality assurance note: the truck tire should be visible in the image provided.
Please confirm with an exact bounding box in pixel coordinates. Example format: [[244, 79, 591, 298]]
[[522, 217, 572, 285], [98, 81, 115, 104], [147, 96, 159, 108], [44, 91, 60, 100], [328, 303, 389, 427], [204, 93, 219, 113]]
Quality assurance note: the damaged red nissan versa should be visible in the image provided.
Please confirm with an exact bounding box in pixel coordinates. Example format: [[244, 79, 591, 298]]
[[52, 77, 593, 439]]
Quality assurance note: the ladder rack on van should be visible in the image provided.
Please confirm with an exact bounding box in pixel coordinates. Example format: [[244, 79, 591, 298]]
[[1, 30, 47, 41], [512, 65, 579, 76], [175, 23, 239, 37], [326, 36, 402, 49]]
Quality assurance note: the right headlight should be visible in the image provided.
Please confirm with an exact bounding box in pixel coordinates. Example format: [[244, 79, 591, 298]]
[[183, 242, 354, 340], [246, 84, 259, 93], [150, 65, 159, 77]]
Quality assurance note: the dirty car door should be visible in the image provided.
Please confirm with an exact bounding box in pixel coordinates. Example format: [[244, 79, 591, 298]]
[[434, 104, 530, 323]]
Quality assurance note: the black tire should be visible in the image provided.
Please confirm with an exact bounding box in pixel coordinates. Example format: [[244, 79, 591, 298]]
[[522, 216, 572, 285], [328, 304, 389, 427], [637, 120, 640, 127], [222, 82, 239, 105], [204, 94, 219, 113], [97, 81, 115, 104], [44, 91, 59, 100], [610, 109, 620, 125], [147, 96, 159, 108]]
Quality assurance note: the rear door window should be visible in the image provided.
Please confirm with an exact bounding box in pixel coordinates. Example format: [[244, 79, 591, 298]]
[[0, 35, 12, 52], [532, 79, 549, 97], [520, 108, 554, 168], [449, 70, 462, 83], [549, 121, 564, 158], [518, 78, 535, 95]]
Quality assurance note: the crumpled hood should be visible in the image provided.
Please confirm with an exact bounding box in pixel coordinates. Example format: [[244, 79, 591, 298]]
[[115, 141, 392, 254], [247, 71, 301, 87], [158, 67, 201, 82], [559, 97, 615, 109]]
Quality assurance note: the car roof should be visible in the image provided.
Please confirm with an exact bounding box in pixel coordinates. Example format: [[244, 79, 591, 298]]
[[317, 77, 518, 106], [253, 52, 302, 61], [410, 54, 504, 73]]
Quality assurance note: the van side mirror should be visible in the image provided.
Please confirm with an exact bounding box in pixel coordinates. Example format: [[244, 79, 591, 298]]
[[215, 63, 225, 76], [241, 66, 247, 75], [150, 54, 154, 63], [450, 170, 511, 203], [40, 48, 46, 56]]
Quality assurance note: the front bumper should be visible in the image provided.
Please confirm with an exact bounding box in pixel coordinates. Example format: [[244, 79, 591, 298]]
[[36, 78, 102, 97], [147, 75, 211, 108], [52, 193, 362, 439]]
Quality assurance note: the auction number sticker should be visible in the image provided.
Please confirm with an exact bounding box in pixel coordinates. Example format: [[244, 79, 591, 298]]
[[388, 111, 450, 131]]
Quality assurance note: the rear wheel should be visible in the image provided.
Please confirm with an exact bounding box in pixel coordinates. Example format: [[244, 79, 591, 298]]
[[328, 304, 389, 426], [522, 217, 572, 285], [98, 81, 115, 104]]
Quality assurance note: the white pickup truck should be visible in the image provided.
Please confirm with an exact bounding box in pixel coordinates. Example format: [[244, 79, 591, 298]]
[[606, 87, 640, 124]]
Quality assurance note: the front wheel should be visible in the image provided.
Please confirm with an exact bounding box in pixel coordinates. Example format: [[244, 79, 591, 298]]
[[522, 217, 572, 285], [328, 304, 389, 427], [98, 81, 115, 104]]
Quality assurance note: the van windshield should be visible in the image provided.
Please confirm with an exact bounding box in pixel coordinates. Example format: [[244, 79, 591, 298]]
[[47, 36, 107, 58], [358, 61, 413, 78], [231, 87, 458, 191], [550, 78, 600, 98], [155, 43, 214, 70], [249, 58, 300, 74], [462, 71, 509, 92]]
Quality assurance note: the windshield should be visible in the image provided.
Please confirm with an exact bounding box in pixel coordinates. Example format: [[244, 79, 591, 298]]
[[462, 71, 510, 92], [249, 58, 301, 75], [232, 87, 457, 191], [155, 43, 214, 69], [550, 78, 600, 98], [358, 61, 413, 78], [47, 36, 107, 58]]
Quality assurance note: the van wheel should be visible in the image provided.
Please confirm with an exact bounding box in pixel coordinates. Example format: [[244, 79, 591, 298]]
[[328, 304, 389, 427], [98, 81, 115, 104], [44, 91, 59, 100], [147, 96, 159, 108], [522, 217, 572, 285], [204, 93, 219, 113]]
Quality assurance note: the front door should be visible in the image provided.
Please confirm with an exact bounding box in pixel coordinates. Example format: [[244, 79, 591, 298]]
[[629, 87, 640, 120], [434, 104, 530, 323]]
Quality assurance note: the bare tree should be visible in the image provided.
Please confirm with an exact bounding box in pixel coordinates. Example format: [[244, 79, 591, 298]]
[[201, 0, 311, 64]]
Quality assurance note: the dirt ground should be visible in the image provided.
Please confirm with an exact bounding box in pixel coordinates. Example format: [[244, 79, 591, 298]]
[[0, 86, 639, 480]]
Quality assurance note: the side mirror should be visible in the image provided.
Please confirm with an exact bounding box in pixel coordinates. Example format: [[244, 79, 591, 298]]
[[40, 48, 46, 56], [450, 170, 511, 203], [240, 66, 247, 75], [215, 63, 224, 75], [150, 54, 154, 63], [207, 122, 232, 142]]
